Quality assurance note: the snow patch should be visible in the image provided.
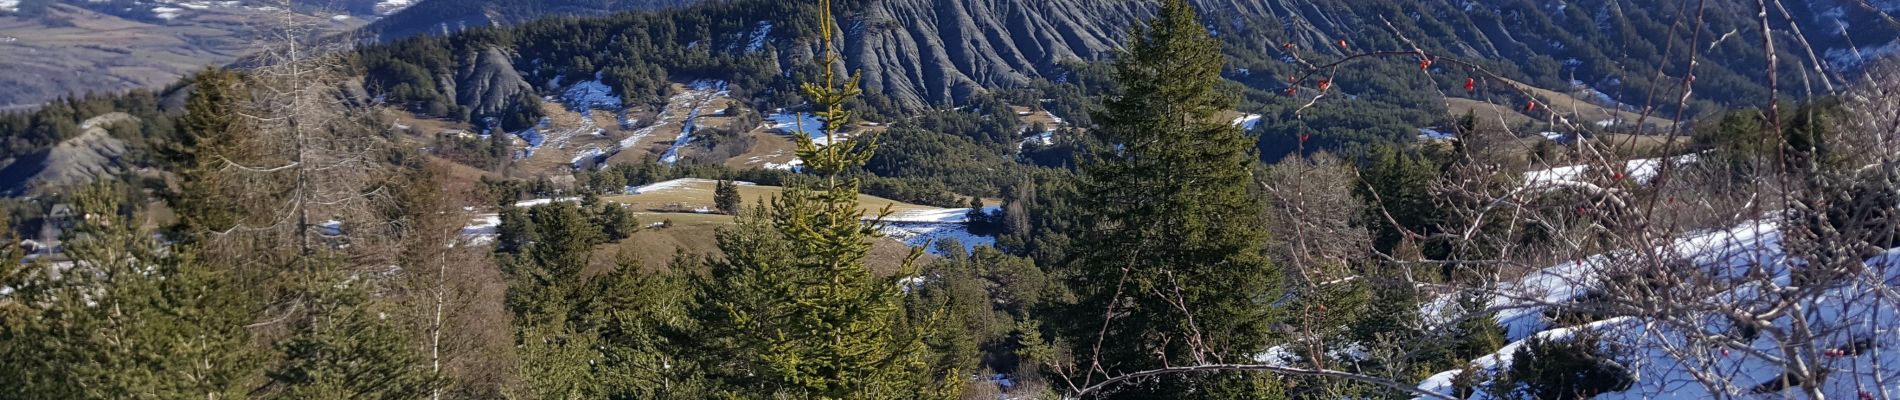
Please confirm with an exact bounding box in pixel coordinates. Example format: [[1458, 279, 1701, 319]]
[[746, 21, 773, 52], [1230, 114, 1264, 130], [879, 222, 995, 257], [884, 206, 997, 224], [1417, 217, 1900, 399], [768, 111, 843, 145], [557, 73, 621, 111], [373, 0, 414, 15], [1522, 153, 1698, 188], [512, 197, 580, 208], [152, 6, 183, 19]]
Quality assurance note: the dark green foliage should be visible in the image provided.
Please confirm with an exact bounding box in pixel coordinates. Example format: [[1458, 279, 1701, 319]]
[[599, 203, 642, 240], [265, 266, 440, 400], [0, 89, 182, 167], [0, 181, 261, 399], [688, 3, 956, 396], [497, 91, 545, 132], [167, 69, 251, 238], [1058, 1, 1280, 396], [580, 253, 708, 398], [497, 202, 604, 324], [907, 246, 1057, 380], [1692, 108, 1770, 177], [432, 131, 510, 170], [714, 178, 741, 215], [1357, 143, 1446, 257], [1493, 331, 1634, 400]]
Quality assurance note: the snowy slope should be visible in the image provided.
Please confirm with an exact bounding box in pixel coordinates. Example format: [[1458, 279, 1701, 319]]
[[1415, 217, 1900, 399]]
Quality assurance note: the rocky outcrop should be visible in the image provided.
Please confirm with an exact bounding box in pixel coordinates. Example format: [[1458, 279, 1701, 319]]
[[839, 0, 1149, 109], [0, 113, 132, 196], [453, 46, 535, 119]]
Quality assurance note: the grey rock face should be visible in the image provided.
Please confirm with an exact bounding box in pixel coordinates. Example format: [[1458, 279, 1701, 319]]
[[0, 113, 133, 196], [454, 46, 535, 118], [839, 0, 1147, 109]]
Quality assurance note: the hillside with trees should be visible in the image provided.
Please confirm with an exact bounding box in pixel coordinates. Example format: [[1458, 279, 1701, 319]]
[[0, 0, 1898, 398]]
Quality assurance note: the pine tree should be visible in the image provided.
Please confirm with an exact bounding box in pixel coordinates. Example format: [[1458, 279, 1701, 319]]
[[0, 181, 260, 399], [1060, 0, 1280, 396], [690, 0, 955, 397], [713, 178, 741, 215]]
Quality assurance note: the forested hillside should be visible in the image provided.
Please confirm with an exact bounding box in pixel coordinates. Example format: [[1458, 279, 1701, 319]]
[[1, 0, 1899, 398]]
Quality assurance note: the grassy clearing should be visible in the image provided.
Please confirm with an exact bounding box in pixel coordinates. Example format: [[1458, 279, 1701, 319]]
[[602, 179, 950, 215], [584, 211, 932, 275]]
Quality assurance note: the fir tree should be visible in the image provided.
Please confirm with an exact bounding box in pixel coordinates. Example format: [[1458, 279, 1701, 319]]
[[1358, 143, 1444, 257], [1060, 0, 1281, 396], [0, 181, 260, 399], [714, 178, 741, 215], [265, 264, 441, 400], [168, 68, 251, 238], [690, 0, 955, 397]]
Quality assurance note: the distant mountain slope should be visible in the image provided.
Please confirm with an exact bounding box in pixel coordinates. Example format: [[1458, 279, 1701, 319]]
[[831, 0, 1900, 112], [0, 1, 364, 108], [359, 0, 697, 40]]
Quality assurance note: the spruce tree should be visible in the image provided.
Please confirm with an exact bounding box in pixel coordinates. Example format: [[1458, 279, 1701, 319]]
[[1358, 143, 1444, 256], [495, 201, 615, 398], [1061, 0, 1281, 396], [168, 68, 251, 238], [0, 181, 260, 399], [714, 178, 741, 215], [690, 0, 954, 397]]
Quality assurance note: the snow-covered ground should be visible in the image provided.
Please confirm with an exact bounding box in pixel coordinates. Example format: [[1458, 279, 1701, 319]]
[[512, 197, 580, 208], [880, 222, 995, 257], [746, 21, 773, 53], [1418, 128, 1453, 141], [1521, 154, 1699, 188], [557, 73, 622, 111], [1231, 113, 1264, 130], [768, 111, 841, 145], [373, 0, 414, 15], [625, 178, 750, 195], [0, 0, 18, 13], [1414, 216, 1900, 399]]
